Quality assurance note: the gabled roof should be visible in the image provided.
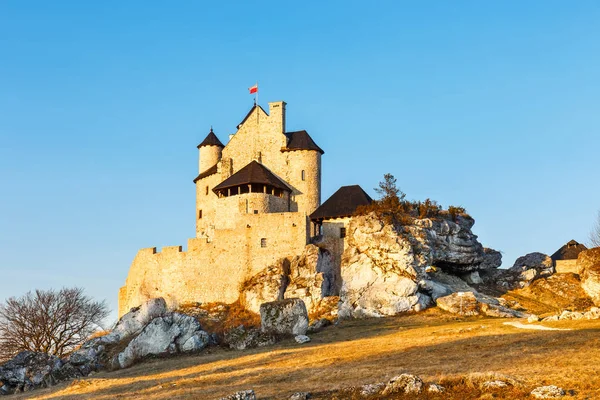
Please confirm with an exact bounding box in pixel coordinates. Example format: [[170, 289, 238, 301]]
[[310, 185, 373, 221], [197, 128, 224, 149], [213, 160, 291, 193], [193, 163, 218, 183], [282, 130, 324, 154], [551, 239, 588, 262], [237, 104, 268, 129]]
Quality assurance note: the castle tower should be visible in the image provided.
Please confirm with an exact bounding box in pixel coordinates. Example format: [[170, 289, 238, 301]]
[[195, 128, 224, 238], [282, 130, 324, 216], [197, 127, 224, 174]]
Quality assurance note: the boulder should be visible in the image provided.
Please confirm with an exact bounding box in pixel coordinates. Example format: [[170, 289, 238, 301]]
[[260, 298, 309, 336], [578, 248, 600, 306], [289, 392, 311, 400], [427, 383, 445, 393], [381, 374, 423, 395], [360, 383, 385, 396], [224, 326, 276, 351], [436, 292, 524, 318], [117, 312, 208, 368], [220, 390, 256, 400], [294, 335, 311, 344], [112, 297, 168, 340], [479, 248, 503, 270], [530, 385, 565, 398]]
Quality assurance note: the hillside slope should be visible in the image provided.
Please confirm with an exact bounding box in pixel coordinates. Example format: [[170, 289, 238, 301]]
[[15, 309, 600, 400]]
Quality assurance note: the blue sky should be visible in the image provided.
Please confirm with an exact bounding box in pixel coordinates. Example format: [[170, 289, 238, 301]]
[[1, 1, 599, 322]]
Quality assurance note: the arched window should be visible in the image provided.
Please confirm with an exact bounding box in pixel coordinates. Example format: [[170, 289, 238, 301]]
[[205, 186, 209, 195], [301, 170, 306, 181]]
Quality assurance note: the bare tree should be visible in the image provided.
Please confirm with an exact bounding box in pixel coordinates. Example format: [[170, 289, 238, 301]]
[[0, 288, 109, 361], [590, 210, 600, 248]]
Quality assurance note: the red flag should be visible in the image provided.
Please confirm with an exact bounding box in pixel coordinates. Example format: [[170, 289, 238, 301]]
[[249, 84, 258, 94]]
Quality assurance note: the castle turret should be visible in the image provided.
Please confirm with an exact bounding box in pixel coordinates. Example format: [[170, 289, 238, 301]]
[[282, 130, 324, 215], [197, 128, 224, 173]]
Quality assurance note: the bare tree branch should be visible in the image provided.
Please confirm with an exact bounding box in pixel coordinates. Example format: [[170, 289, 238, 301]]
[[0, 288, 110, 361]]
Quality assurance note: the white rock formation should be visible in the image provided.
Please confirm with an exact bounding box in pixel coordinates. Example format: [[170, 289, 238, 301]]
[[578, 248, 600, 306], [117, 312, 209, 368], [260, 298, 309, 336], [530, 385, 566, 398]]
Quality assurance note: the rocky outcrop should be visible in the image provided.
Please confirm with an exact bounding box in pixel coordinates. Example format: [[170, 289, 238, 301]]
[[260, 299, 309, 336], [337, 214, 502, 317], [117, 312, 209, 368], [578, 248, 600, 306], [494, 252, 554, 290], [0, 352, 76, 395], [219, 390, 256, 400], [381, 374, 424, 395], [240, 245, 336, 315]]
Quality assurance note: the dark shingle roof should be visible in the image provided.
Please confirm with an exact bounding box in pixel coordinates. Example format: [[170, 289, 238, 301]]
[[237, 105, 268, 129], [282, 130, 324, 154], [193, 163, 219, 183], [213, 160, 291, 193], [551, 239, 588, 262], [310, 185, 373, 221], [197, 128, 224, 149]]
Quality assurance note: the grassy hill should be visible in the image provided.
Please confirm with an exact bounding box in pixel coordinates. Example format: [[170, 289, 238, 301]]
[[14, 308, 600, 400]]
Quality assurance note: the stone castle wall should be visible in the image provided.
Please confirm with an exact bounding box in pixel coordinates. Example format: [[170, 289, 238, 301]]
[[119, 211, 309, 316], [555, 259, 579, 274]]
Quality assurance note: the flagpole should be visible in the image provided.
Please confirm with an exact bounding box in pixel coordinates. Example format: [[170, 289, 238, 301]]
[[255, 81, 258, 106]]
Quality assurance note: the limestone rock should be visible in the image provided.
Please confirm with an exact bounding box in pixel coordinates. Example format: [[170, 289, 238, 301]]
[[482, 380, 508, 389], [530, 385, 566, 398], [360, 382, 385, 396], [112, 297, 168, 340], [480, 248, 503, 270], [223, 326, 276, 351], [578, 248, 600, 306], [528, 315, 540, 323], [241, 245, 336, 316], [0, 351, 70, 394], [220, 390, 256, 400], [381, 374, 423, 395], [496, 253, 554, 289], [117, 313, 208, 368], [427, 383, 445, 393], [289, 392, 311, 400], [260, 298, 309, 336], [436, 292, 524, 318], [294, 335, 311, 344], [436, 292, 480, 316]]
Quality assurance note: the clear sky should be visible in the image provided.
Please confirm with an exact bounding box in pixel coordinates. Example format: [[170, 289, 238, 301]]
[[1, 1, 599, 323]]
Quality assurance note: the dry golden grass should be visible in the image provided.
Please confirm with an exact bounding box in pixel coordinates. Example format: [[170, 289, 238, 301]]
[[14, 309, 600, 400]]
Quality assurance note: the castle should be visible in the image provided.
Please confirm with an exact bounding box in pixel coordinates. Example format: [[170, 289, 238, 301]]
[[118, 101, 371, 316]]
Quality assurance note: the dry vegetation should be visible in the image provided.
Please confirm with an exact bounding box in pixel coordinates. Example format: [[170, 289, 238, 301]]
[[14, 308, 600, 400]]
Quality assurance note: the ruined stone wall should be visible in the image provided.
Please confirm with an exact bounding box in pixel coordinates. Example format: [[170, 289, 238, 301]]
[[320, 217, 351, 292], [118, 211, 309, 317]]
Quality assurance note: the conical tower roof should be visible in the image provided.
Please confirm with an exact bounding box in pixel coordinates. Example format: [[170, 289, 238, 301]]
[[197, 128, 224, 149]]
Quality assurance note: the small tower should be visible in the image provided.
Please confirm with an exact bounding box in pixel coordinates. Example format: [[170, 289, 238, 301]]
[[197, 127, 224, 173]]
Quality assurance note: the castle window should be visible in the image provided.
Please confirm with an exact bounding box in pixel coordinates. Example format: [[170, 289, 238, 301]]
[[198, 210, 203, 219], [254, 210, 259, 214], [301, 170, 305, 181], [340, 227, 346, 238], [260, 238, 267, 248], [205, 186, 209, 195]]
